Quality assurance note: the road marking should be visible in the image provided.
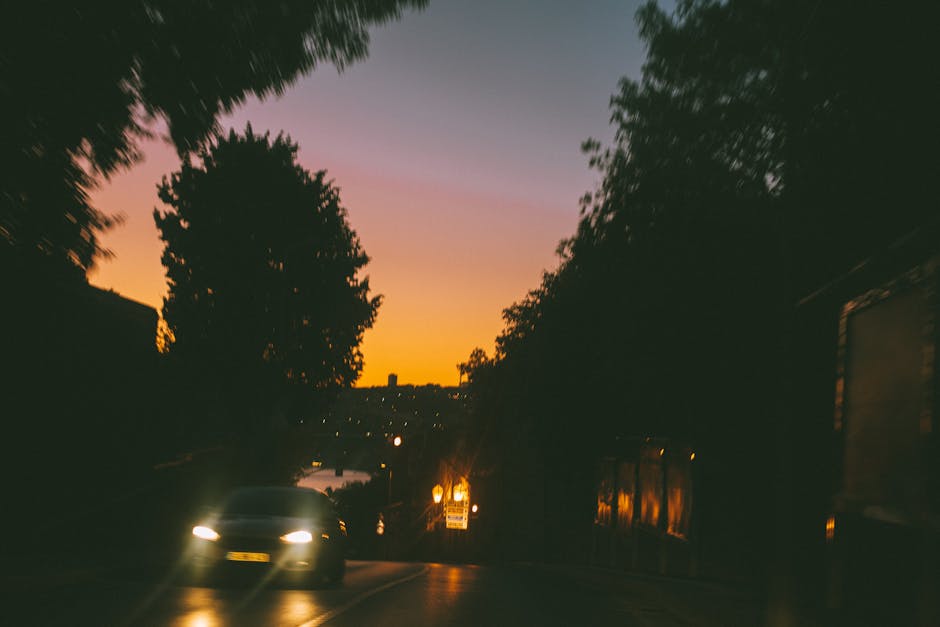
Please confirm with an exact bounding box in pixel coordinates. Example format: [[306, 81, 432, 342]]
[[297, 566, 429, 627]]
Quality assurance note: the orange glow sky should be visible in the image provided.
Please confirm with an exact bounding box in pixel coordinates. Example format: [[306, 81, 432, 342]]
[[87, 0, 651, 386]]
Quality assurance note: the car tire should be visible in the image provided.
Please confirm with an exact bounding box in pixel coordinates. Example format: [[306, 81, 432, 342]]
[[323, 558, 345, 586]]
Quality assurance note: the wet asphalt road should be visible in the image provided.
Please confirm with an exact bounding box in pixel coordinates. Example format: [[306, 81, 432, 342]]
[[6, 560, 725, 626]]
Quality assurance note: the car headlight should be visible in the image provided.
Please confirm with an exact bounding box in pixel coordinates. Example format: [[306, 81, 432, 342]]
[[281, 530, 313, 544], [192, 525, 220, 541]]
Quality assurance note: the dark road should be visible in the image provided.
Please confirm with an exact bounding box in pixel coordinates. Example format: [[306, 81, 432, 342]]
[[5, 560, 757, 626]]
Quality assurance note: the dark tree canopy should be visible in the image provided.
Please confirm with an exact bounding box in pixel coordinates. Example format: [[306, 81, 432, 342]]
[[463, 0, 934, 566], [0, 0, 426, 273], [155, 127, 380, 425], [457, 347, 490, 385], [476, 0, 935, 461]]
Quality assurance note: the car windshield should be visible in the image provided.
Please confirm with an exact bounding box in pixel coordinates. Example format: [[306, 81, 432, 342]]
[[222, 488, 329, 518]]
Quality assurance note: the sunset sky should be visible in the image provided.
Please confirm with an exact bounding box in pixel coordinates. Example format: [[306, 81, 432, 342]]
[[87, 0, 653, 387]]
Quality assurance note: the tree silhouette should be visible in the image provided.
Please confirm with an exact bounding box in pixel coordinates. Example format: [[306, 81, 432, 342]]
[[155, 126, 380, 436], [457, 347, 490, 384], [1, 0, 426, 273], [463, 0, 933, 572]]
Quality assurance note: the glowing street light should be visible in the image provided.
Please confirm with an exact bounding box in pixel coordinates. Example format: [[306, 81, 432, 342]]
[[393, 435, 403, 447], [453, 481, 467, 503], [471, 504, 478, 513], [432, 484, 444, 504]]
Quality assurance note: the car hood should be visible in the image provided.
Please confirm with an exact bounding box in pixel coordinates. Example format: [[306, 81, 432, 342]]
[[212, 515, 315, 537]]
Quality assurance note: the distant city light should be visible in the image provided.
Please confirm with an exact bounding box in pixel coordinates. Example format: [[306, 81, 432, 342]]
[[471, 504, 478, 513], [393, 435, 402, 447]]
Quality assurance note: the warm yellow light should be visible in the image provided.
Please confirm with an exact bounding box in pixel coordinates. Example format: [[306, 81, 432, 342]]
[[192, 525, 219, 541], [453, 483, 466, 503], [825, 516, 835, 542], [690, 452, 695, 461], [432, 484, 444, 504], [471, 504, 478, 513], [281, 530, 313, 544], [393, 435, 403, 447], [659, 448, 665, 456], [311, 460, 323, 467]]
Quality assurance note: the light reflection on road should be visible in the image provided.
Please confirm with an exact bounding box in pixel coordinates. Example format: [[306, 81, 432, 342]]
[[171, 586, 323, 627], [445, 564, 465, 597], [7, 561, 434, 626], [173, 587, 222, 627], [270, 590, 319, 625], [177, 608, 218, 627]]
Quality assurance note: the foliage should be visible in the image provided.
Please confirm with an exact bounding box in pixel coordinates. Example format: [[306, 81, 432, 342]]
[[155, 127, 380, 436], [457, 347, 490, 384], [464, 0, 933, 568], [0, 0, 427, 273]]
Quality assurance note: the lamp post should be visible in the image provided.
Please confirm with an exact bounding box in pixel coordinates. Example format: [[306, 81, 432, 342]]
[[429, 484, 445, 533], [386, 434, 403, 504]]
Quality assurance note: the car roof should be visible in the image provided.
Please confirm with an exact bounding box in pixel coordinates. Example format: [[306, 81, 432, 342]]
[[231, 485, 326, 496]]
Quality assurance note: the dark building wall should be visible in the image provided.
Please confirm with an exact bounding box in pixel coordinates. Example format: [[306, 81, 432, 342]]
[[794, 240, 940, 624]]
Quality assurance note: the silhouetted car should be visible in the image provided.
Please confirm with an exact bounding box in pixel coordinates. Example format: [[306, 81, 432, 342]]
[[188, 486, 347, 585]]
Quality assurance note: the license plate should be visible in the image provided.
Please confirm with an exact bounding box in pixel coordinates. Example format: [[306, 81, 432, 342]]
[[226, 551, 270, 563]]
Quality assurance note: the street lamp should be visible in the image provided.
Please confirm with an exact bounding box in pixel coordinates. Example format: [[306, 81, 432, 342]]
[[432, 484, 444, 504], [453, 481, 467, 503], [386, 436, 403, 505], [471, 504, 478, 513]]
